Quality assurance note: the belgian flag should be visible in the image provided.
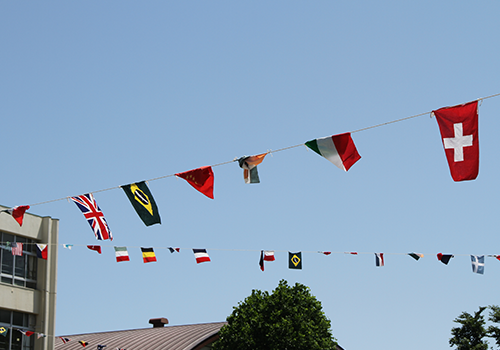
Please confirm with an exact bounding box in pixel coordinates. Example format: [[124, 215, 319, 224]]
[[122, 181, 161, 226], [141, 247, 157, 263]]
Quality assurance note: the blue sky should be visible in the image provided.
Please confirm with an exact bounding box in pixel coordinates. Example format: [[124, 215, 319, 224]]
[[2, 1, 500, 349]]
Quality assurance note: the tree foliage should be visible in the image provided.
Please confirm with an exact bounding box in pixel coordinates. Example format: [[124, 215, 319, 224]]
[[212, 280, 338, 350], [449, 306, 488, 350]]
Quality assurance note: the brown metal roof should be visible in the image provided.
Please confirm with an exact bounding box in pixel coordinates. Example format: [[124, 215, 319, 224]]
[[55, 321, 227, 350]]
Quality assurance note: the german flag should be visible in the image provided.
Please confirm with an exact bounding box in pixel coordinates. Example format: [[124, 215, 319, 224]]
[[79, 341, 89, 347], [141, 247, 157, 263]]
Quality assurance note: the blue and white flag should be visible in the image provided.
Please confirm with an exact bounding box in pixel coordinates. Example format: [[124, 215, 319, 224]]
[[471, 255, 484, 274]]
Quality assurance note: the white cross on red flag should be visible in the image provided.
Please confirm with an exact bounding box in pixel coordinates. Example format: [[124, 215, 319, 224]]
[[433, 100, 479, 181]]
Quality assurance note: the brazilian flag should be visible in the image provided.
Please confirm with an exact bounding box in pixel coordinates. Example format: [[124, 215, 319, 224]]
[[122, 181, 161, 226], [0, 326, 7, 337], [289, 252, 302, 270]]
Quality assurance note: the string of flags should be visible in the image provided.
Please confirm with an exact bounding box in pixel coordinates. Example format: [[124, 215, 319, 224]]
[[0, 95, 496, 243], [1, 325, 124, 348], [3, 240, 497, 275]]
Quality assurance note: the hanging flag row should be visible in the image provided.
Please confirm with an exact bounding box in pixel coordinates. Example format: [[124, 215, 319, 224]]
[[55, 243, 500, 275], [0, 327, 120, 349], [0, 99, 487, 241]]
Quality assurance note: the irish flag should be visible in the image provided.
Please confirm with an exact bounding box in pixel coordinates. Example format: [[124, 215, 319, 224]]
[[305, 133, 361, 171]]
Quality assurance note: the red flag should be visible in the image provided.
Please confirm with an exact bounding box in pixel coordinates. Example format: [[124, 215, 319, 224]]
[[175, 166, 214, 199], [1, 205, 30, 226], [87, 245, 102, 254], [433, 101, 479, 181]]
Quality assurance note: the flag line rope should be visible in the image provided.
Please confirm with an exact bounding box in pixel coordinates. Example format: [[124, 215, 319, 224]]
[[26, 93, 500, 208]]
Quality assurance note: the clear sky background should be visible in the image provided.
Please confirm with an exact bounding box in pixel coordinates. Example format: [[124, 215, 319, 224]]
[[2, 1, 500, 349]]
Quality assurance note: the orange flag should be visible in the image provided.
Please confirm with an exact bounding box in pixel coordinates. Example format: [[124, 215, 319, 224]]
[[175, 166, 214, 199]]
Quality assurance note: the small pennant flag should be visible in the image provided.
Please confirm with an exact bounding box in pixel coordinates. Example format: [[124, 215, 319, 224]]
[[305, 133, 361, 171], [471, 255, 485, 274], [408, 253, 424, 261], [141, 247, 157, 263], [168, 247, 180, 253], [345, 252, 358, 255], [63, 244, 73, 249], [87, 245, 102, 254], [36, 244, 48, 260], [375, 253, 384, 267], [37, 333, 47, 339], [259, 250, 275, 271], [289, 252, 302, 270], [1, 205, 30, 226], [175, 166, 214, 199], [79, 340, 89, 347], [60, 337, 71, 344], [319, 251, 331, 255], [114, 247, 130, 262], [97, 345, 107, 350], [0, 327, 7, 337], [193, 249, 210, 264], [237, 153, 267, 184], [433, 100, 479, 181], [437, 253, 453, 265], [121, 181, 161, 226], [11, 243, 23, 256], [16, 329, 34, 336]]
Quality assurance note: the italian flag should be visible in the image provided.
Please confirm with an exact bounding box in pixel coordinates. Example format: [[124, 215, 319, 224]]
[[305, 132, 361, 171], [114, 246, 130, 262]]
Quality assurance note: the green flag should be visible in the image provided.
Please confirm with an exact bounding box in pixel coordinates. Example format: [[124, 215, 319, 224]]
[[122, 181, 161, 226], [289, 252, 302, 270]]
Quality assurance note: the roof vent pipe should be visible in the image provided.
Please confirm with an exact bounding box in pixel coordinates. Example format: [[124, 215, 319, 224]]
[[149, 318, 169, 328]]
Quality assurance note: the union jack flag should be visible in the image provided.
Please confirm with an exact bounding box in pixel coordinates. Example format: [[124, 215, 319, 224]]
[[71, 193, 112, 241]]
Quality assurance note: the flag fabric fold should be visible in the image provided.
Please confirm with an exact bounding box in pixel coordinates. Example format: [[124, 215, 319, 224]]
[[289, 252, 302, 269], [141, 247, 157, 263], [375, 253, 384, 267], [175, 166, 214, 199], [87, 245, 102, 254], [36, 244, 48, 260], [121, 181, 161, 226], [1, 205, 30, 226], [259, 250, 275, 271], [114, 247, 130, 262], [79, 340, 89, 347], [237, 153, 267, 184], [408, 253, 424, 261], [70, 193, 113, 241], [60, 337, 71, 344], [193, 249, 210, 264], [168, 247, 180, 253], [433, 100, 479, 181], [305, 133, 361, 171], [437, 253, 454, 265], [471, 255, 485, 274]]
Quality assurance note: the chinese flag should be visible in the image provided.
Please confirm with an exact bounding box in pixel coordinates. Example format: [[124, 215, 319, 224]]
[[175, 166, 214, 199]]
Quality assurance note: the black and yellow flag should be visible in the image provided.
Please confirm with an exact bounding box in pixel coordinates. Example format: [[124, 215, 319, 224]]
[[289, 252, 302, 270], [122, 181, 161, 226]]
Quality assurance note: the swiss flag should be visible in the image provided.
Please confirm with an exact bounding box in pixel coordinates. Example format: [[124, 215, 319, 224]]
[[433, 101, 479, 181]]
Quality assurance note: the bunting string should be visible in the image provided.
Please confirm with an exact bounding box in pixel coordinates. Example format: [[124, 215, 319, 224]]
[[24, 93, 500, 208]]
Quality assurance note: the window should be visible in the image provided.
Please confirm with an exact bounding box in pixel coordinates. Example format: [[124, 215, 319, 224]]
[[0, 233, 37, 289], [0, 309, 36, 350]]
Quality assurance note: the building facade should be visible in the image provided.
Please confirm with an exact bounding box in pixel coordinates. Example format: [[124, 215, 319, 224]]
[[0, 205, 58, 350]]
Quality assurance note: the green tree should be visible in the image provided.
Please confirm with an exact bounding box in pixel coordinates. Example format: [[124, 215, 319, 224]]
[[487, 305, 500, 348], [212, 280, 338, 350], [449, 306, 488, 350]]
